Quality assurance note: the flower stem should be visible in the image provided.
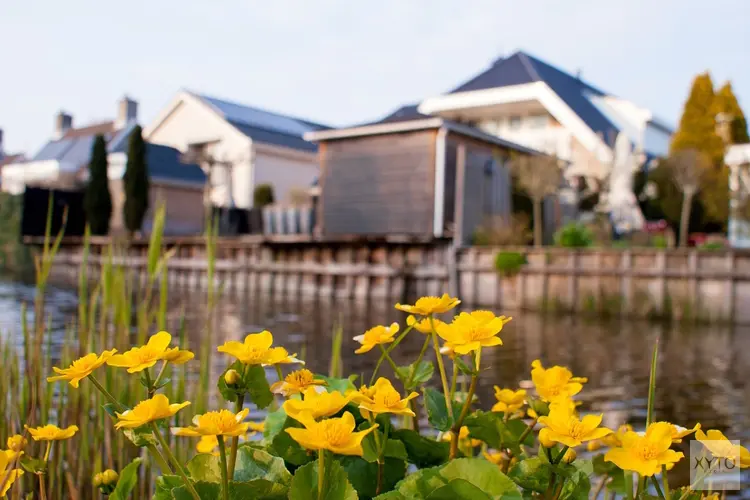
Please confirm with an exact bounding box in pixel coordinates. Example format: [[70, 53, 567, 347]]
[[623, 470, 634, 500], [651, 475, 666, 500], [38, 473, 47, 500], [379, 345, 399, 375], [145, 368, 154, 398], [376, 420, 390, 495], [370, 324, 415, 385], [429, 316, 453, 420], [661, 465, 670, 499], [275, 364, 284, 383], [552, 445, 569, 465], [228, 395, 244, 476], [151, 422, 200, 500], [517, 418, 538, 446], [217, 435, 230, 500], [43, 442, 52, 462], [88, 375, 124, 411], [317, 449, 325, 500], [449, 360, 458, 402], [152, 361, 170, 392], [449, 348, 480, 459]]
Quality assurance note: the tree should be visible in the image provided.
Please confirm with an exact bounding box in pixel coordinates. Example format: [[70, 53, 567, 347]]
[[669, 149, 707, 246], [507, 154, 562, 247], [670, 72, 725, 166], [123, 125, 150, 236], [714, 82, 750, 144], [253, 184, 275, 207], [84, 135, 112, 235]]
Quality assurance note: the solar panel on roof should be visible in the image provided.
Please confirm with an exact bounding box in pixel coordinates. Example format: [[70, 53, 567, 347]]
[[32, 140, 75, 161], [201, 95, 318, 137]]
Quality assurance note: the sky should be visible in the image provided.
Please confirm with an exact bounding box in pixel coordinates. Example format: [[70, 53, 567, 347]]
[[1, 0, 748, 155]]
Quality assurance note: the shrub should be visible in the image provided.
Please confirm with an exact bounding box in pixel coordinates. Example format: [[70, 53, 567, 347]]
[[651, 234, 668, 248], [253, 183, 275, 207], [471, 214, 531, 246], [554, 222, 594, 248], [494, 251, 527, 276]]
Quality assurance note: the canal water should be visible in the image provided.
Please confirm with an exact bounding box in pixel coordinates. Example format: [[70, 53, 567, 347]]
[[3, 277, 750, 488]]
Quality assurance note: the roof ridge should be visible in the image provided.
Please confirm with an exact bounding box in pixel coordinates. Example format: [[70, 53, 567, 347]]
[[195, 92, 329, 130], [516, 51, 542, 82]]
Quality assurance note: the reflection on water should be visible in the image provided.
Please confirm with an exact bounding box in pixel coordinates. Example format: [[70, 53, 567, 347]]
[[3, 278, 750, 486]]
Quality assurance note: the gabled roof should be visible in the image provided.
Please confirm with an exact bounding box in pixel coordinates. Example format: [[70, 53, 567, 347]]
[[142, 143, 206, 184], [450, 51, 618, 142], [194, 93, 329, 153]]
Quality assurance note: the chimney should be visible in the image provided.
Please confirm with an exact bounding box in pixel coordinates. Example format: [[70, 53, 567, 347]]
[[0, 128, 4, 157], [55, 111, 73, 139], [116, 96, 138, 130]]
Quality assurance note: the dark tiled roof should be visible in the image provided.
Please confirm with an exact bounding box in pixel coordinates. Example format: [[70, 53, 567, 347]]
[[62, 121, 116, 139], [195, 93, 328, 152], [145, 143, 206, 184], [449, 51, 619, 143], [0, 154, 25, 167]]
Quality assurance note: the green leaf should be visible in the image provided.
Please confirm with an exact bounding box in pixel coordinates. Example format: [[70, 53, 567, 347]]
[[243, 364, 274, 409], [395, 361, 434, 390], [289, 457, 358, 500], [186, 454, 222, 482], [464, 411, 532, 456], [426, 479, 492, 500], [527, 398, 549, 418], [20, 456, 47, 474], [102, 403, 119, 418], [508, 457, 552, 493], [228, 479, 288, 500], [122, 426, 159, 447], [233, 445, 292, 484], [378, 466, 446, 499], [391, 429, 449, 468], [454, 357, 477, 376], [171, 481, 221, 500], [263, 408, 288, 441], [155, 377, 172, 390], [439, 458, 521, 499], [424, 387, 454, 432], [321, 374, 358, 394], [153, 476, 183, 500], [339, 456, 407, 499], [558, 470, 591, 500], [109, 457, 142, 500]]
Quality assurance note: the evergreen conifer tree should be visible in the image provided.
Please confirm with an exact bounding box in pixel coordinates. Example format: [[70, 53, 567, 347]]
[[84, 135, 112, 235], [123, 125, 150, 236]]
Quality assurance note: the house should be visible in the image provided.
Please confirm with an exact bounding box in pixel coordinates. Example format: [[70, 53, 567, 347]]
[[416, 50, 672, 184], [2, 97, 207, 235], [304, 117, 540, 244], [0, 129, 26, 174], [143, 90, 329, 215], [727, 144, 750, 248]]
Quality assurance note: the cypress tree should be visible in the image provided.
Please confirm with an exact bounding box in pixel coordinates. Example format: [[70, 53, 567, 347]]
[[123, 125, 150, 236], [714, 82, 750, 144], [670, 72, 725, 165], [84, 135, 112, 235]]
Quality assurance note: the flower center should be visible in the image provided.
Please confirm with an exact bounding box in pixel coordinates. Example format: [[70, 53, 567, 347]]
[[321, 421, 348, 445], [377, 390, 402, 408], [287, 370, 312, 387], [567, 419, 586, 439], [201, 410, 238, 432], [72, 355, 97, 371], [634, 441, 660, 460]]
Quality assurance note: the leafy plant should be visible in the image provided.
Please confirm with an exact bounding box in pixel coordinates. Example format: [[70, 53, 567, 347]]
[[494, 251, 527, 277], [253, 184, 275, 208], [553, 223, 593, 248]]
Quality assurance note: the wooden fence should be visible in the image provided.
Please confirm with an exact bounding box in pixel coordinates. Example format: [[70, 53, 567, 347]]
[[39, 236, 750, 323]]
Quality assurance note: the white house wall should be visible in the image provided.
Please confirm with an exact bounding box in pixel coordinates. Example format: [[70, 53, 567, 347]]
[[144, 93, 253, 209], [252, 143, 318, 205]]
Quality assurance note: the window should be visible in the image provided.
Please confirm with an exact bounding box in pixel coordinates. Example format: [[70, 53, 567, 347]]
[[528, 115, 548, 128], [508, 116, 522, 130]]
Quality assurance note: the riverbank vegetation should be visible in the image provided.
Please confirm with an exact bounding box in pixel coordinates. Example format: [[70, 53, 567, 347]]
[[0, 207, 743, 499]]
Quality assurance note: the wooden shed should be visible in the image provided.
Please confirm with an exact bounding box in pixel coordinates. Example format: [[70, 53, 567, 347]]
[[305, 117, 539, 244]]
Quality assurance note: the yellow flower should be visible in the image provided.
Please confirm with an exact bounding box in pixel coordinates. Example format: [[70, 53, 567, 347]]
[[537, 403, 611, 448], [670, 423, 700, 443], [115, 394, 190, 430], [47, 349, 117, 388], [353, 323, 399, 354], [355, 378, 419, 417], [530, 360, 587, 403], [248, 421, 265, 433], [217, 331, 277, 365], [695, 429, 750, 468], [441, 426, 482, 448], [25, 424, 79, 441], [587, 424, 633, 451], [437, 311, 510, 354], [395, 294, 461, 316], [4, 434, 27, 460], [270, 369, 326, 396], [562, 448, 577, 463], [161, 347, 195, 364], [483, 449, 504, 465], [605, 422, 685, 476], [283, 388, 353, 422], [172, 408, 250, 438], [107, 331, 176, 373], [286, 412, 377, 456], [406, 315, 446, 334], [491, 387, 526, 414], [0, 451, 23, 497], [262, 346, 303, 366]]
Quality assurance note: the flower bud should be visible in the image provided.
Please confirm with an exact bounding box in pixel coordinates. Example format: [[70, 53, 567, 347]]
[[562, 448, 577, 464], [92, 473, 103, 487], [7, 434, 27, 452], [102, 469, 119, 485], [224, 369, 241, 385], [538, 428, 555, 448]]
